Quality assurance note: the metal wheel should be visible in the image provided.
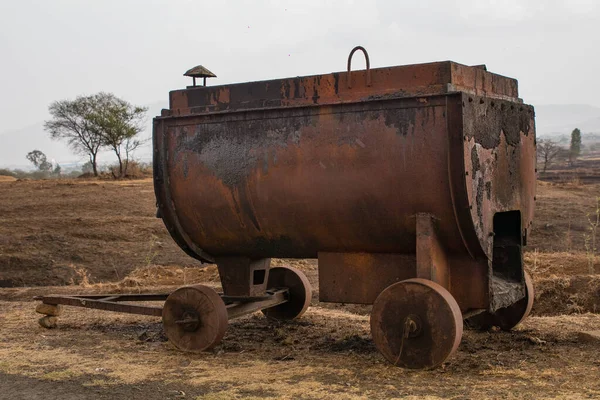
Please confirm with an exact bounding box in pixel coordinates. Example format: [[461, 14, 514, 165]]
[[162, 285, 228, 352], [262, 266, 312, 320], [466, 271, 534, 331], [370, 278, 463, 370]]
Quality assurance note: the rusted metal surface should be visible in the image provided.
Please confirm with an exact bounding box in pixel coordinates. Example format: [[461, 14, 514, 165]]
[[216, 257, 270, 297], [228, 288, 288, 319], [158, 95, 462, 258], [318, 252, 416, 304], [370, 278, 463, 369], [154, 51, 536, 316], [462, 98, 536, 257], [466, 271, 534, 331], [35, 294, 164, 317], [415, 213, 450, 289], [34, 288, 291, 321], [165, 60, 519, 118], [262, 266, 311, 320], [37, 293, 171, 301], [163, 284, 228, 352]]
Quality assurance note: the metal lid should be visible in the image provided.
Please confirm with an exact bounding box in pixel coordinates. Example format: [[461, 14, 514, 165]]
[[184, 65, 217, 78]]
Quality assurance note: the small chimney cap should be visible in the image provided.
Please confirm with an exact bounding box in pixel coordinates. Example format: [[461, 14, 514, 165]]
[[184, 65, 217, 78]]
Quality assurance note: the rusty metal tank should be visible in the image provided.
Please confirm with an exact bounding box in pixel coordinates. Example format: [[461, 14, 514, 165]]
[[153, 47, 536, 369]]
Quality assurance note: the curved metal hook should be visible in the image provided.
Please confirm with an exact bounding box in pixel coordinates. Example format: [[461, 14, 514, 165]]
[[347, 46, 371, 89]]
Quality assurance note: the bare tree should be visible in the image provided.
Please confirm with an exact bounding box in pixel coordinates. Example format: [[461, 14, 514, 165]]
[[44, 97, 103, 176], [537, 139, 561, 173], [123, 136, 147, 175]]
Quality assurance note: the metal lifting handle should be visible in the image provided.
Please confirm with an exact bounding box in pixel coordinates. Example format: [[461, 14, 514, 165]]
[[347, 46, 371, 89]]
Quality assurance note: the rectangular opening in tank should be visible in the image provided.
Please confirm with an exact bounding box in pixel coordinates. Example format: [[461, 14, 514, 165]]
[[492, 210, 523, 282], [253, 269, 266, 285]]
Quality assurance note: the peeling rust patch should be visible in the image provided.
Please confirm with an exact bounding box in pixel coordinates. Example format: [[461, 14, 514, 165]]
[[464, 98, 532, 149], [333, 72, 340, 95], [175, 115, 310, 186], [293, 78, 303, 99], [476, 176, 485, 231], [182, 153, 189, 178], [283, 81, 291, 99], [383, 107, 417, 136], [471, 145, 480, 176]]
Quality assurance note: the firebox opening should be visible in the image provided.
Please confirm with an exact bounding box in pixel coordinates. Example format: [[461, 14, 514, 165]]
[[492, 210, 523, 282]]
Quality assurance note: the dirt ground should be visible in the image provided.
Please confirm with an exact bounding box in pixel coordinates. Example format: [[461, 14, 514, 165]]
[[1, 296, 600, 400], [1, 177, 599, 399], [0, 179, 199, 287], [1, 178, 599, 287]]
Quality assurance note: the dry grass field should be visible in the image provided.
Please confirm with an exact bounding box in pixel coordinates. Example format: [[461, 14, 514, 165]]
[[0, 179, 198, 287], [0, 177, 599, 399]]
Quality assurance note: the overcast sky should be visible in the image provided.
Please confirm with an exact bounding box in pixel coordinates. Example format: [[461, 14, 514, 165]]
[[1, 0, 599, 134]]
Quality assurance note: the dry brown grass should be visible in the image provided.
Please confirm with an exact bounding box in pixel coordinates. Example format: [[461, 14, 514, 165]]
[[528, 181, 600, 253], [532, 274, 600, 315], [0, 178, 200, 287], [525, 251, 599, 277], [2, 175, 600, 398], [1, 294, 599, 399], [1, 177, 598, 286]]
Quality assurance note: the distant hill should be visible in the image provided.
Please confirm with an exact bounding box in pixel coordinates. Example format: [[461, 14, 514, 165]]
[[535, 104, 600, 137], [0, 101, 165, 169]]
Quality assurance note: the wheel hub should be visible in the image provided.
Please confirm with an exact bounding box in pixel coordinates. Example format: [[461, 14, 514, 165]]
[[403, 314, 422, 338], [175, 310, 200, 332]]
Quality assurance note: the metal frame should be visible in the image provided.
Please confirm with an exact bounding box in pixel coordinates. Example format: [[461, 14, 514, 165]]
[[34, 288, 289, 321]]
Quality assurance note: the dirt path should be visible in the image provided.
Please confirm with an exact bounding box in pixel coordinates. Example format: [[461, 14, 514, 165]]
[[1, 291, 599, 400]]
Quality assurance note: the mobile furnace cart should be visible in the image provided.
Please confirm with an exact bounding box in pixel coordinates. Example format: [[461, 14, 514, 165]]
[[36, 47, 536, 369]]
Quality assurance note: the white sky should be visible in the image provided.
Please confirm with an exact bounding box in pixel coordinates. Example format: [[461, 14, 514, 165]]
[[1, 0, 599, 133]]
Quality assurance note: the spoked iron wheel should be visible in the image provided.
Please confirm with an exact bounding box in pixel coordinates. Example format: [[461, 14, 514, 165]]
[[466, 271, 534, 331], [370, 278, 463, 370], [262, 266, 312, 320], [162, 285, 228, 352]]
